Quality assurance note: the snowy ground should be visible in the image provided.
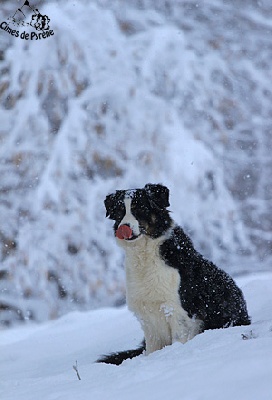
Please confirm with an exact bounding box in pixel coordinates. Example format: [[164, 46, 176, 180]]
[[1, 0, 272, 325], [1, 272, 272, 400]]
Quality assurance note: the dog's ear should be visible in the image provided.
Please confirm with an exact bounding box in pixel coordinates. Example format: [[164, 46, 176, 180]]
[[144, 183, 170, 209], [104, 193, 117, 219]]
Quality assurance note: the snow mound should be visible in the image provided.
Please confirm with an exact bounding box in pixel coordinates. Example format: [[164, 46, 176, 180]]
[[1, 0, 272, 324], [0, 273, 272, 400]]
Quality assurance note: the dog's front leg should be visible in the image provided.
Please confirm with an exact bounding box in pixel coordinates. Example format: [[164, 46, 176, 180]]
[[144, 331, 166, 355], [141, 317, 172, 355]]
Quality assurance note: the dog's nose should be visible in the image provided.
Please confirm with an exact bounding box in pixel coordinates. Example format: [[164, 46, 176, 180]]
[[116, 224, 133, 240]]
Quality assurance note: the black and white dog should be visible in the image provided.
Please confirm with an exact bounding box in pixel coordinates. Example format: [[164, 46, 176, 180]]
[[97, 183, 250, 365]]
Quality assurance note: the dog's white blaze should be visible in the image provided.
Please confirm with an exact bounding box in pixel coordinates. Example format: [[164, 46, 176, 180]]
[[118, 198, 140, 236], [122, 234, 203, 355]]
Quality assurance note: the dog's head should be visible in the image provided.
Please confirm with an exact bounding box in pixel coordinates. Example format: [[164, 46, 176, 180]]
[[105, 183, 172, 242]]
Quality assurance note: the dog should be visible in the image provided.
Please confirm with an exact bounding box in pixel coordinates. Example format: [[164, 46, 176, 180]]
[[97, 183, 250, 365]]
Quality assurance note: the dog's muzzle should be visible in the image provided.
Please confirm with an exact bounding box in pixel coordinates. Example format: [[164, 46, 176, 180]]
[[116, 224, 133, 240], [116, 224, 141, 241]]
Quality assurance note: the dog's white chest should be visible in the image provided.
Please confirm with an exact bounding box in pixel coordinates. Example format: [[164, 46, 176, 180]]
[[125, 237, 180, 309], [123, 237, 201, 354]]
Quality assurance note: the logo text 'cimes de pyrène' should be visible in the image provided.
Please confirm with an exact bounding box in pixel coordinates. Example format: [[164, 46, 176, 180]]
[[0, 0, 54, 40]]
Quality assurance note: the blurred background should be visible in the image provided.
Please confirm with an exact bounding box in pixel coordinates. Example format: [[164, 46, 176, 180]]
[[0, 0, 271, 326]]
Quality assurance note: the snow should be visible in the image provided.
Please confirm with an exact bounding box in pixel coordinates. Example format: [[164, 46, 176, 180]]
[[1, 273, 272, 400]]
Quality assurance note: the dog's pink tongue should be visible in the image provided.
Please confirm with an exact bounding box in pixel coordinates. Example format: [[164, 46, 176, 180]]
[[116, 225, 133, 240]]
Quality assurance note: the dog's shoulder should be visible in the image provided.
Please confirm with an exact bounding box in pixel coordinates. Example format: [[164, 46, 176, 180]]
[[160, 223, 227, 281], [159, 224, 197, 270]]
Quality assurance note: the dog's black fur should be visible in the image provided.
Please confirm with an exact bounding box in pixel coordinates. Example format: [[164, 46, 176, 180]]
[[160, 226, 249, 330], [97, 184, 250, 365]]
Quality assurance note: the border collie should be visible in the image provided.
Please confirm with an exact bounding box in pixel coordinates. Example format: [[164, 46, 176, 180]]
[[97, 183, 250, 365]]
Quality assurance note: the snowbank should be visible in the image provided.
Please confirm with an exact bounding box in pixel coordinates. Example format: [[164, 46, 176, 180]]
[[1, 0, 272, 324], [1, 273, 272, 400]]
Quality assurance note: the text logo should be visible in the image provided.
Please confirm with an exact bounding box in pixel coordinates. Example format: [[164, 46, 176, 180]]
[[0, 1, 54, 40]]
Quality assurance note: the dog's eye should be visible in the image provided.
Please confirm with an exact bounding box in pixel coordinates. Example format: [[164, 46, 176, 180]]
[[133, 206, 149, 219], [116, 210, 125, 220], [109, 206, 125, 221]]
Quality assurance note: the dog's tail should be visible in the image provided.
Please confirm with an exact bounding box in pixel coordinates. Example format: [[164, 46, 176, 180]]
[[96, 341, 145, 365]]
